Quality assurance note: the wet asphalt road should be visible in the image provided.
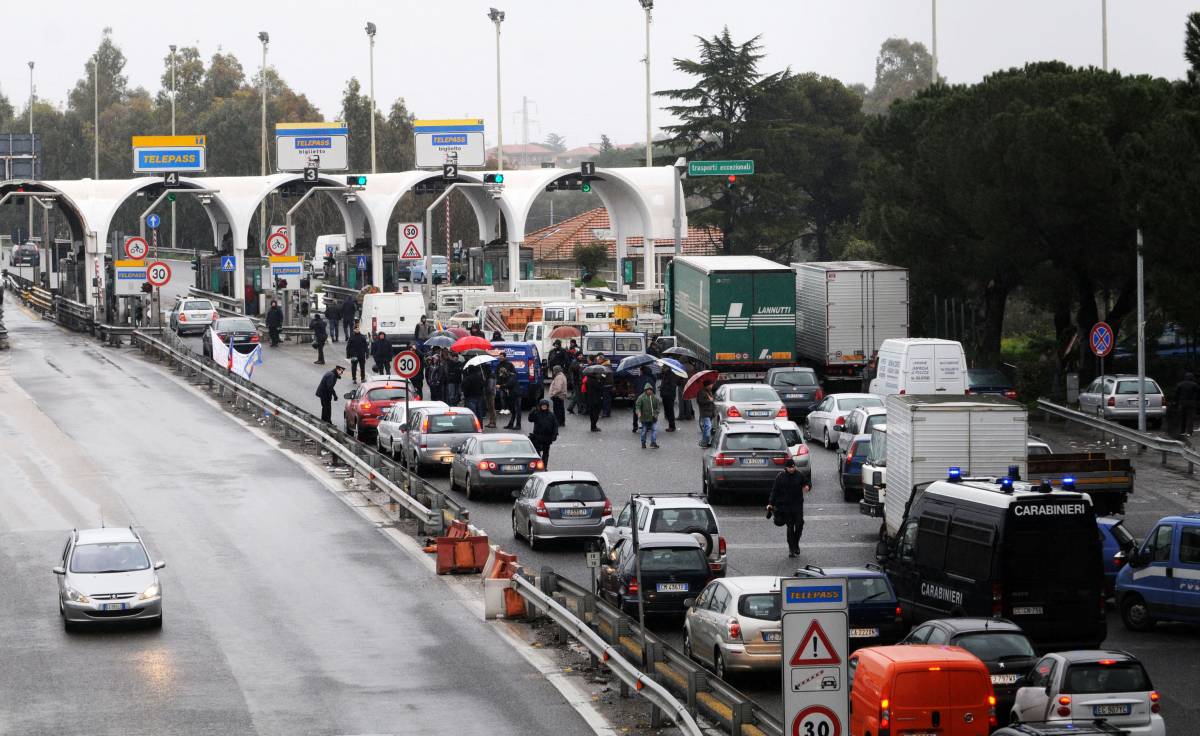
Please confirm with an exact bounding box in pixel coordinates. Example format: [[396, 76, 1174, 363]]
[[172, 325, 1200, 722], [0, 306, 591, 736]]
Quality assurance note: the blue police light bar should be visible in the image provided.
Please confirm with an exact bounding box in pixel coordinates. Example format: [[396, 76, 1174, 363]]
[[999, 477, 1015, 492], [1061, 476, 1077, 490], [948, 467, 963, 482]]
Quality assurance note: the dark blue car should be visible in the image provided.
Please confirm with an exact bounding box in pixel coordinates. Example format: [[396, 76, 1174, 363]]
[[1097, 516, 1136, 596], [793, 564, 905, 651], [492, 342, 543, 408], [838, 434, 871, 503]]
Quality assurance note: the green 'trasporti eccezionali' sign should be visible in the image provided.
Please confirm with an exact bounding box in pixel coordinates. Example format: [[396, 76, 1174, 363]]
[[687, 160, 754, 176]]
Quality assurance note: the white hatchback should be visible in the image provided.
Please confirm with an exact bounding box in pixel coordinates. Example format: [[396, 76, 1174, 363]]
[[1011, 650, 1164, 735]]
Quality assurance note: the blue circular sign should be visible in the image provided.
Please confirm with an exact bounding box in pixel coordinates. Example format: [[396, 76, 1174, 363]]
[[146, 213, 161, 229]]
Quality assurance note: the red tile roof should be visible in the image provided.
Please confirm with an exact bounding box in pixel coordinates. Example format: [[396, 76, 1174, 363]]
[[525, 208, 722, 261]]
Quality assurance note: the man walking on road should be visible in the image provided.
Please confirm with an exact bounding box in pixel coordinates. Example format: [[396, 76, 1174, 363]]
[[324, 297, 341, 342], [413, 315, 430, 352], [370, 331, 393, 375], [632, 365, 656, 432], [696, 383, 716, 447], [345, 325, 369, 383], [548, 365, 568, 427], [1176, 372, 1200, 437], [500, 356, 522, 430], [315, 364, 345, 424], [309, 312, 328, 365], [767, 459, 812, 558], [266, 300, 284, 347], [340, 295, 356, 340], [527, 398, 559, 467], [635, 384, 662, 449], [659, 366, 678, 432]]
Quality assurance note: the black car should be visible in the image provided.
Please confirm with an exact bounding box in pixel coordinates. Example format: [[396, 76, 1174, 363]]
[[11, 243, 39, 267], [202, 317, 260, 358], [793, 564, 906, 650], [599, 533, 712, 617], [967, 367, 1018, 400], [899, 617, 1039, 725], [765, 367, 823, 420]]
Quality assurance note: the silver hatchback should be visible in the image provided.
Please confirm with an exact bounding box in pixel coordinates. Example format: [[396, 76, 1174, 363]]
[[713, 383, 787, 423], [1078, 374, 1166, 427], [512, 471, 613, 549], [399, 407, 482, 471], [701, 422, 791, 504], [54, 527, 165, 630]]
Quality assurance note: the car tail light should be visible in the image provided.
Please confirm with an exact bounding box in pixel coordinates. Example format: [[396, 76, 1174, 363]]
[[726, 618, 742, 641], [602, 499, 613, 516], [477, 460, 497, 471], [899, 389, 906, 395], [814, 388, 824, 401], [219, 334, 229, 343], [928, 666, 942, 671], [991, 582, 1003, 617], [250, 334, 260, 342], [847, 443, 858, 461], [535, 499, 549, 517], [797, 444, 809, 456], [179, 314, 188, 322], [988, 695, 997, 727], [1097, 659, 1116, 665], [834, 415, 845, 427], [775, 406, 787, 417], [1057, 695, 1072, 717], [530, 459, 545, 471], [528, 362, 535, 378], [1113, 553, 1126, 569], [1162, 399, 1169, 409], [361, 401, 373, 411], [894, 605, 903, 622], [726, 406, 741, 418], [1004, 389, 1018, 400], [718, 536, 727, 555], [1107, 396, 1116, 407], [880, 698, 890, 733], [625, 579, 638, 595], [421, 418, 429, 432], [1151, 691, 1161, 713], [772, 455, 788, 465], [714, 454, 736, 467], [964, 388, 973, 395]]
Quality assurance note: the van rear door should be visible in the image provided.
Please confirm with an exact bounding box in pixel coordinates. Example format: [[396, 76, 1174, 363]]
[[904, 345, 935, 394], [934, 343, 966, 393], [891, 669, 948, 732], [947, 668, 992, 734]]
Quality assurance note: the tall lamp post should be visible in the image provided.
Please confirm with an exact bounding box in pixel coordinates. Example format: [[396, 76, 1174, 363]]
[[489, 8, 505, 171], [93, 54, 99, 179], [27, 61, 34, 242], [366, 22, 377, 174], [931, 0, 938, 83], [169, 44, 178, 253], [1101, 0, 1109, 71], [639, 0, 653, 167], [258, 31, 270, 255]]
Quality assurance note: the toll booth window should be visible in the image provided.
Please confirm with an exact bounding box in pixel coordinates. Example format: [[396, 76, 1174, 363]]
[[915, 514, 949, 568]]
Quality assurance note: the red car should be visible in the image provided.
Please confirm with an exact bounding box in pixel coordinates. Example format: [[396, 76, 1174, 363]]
[[343, 378, 419, 440]]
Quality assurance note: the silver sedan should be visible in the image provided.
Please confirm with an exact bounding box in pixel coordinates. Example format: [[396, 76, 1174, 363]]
[[399, 407, 482, 471], [1078, 374, 1166, 428], [804, 393, 883, 449], [449, 433, 544, 500], [712, 383, 787, 423], [512, 471, 613, 549]]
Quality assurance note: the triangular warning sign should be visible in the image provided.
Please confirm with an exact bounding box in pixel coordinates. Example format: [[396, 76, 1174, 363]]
[[401, 241, 421, 259], [789, 619, 840, 667]]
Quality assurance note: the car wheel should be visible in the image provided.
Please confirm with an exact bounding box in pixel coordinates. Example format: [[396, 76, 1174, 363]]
[[464, 473, 475, 500], [704, 473, 723, 505], [1121, 594, 1155, 631], [527, 522, 538, 550], [63, 617, 76, 633], [150, 614, 163, 630], [714, 648, 727, 680], [823, 428, 832, 449], [512, 511, 522, 539], [684, 628, 695, 661], [842, 482, 857, 503]]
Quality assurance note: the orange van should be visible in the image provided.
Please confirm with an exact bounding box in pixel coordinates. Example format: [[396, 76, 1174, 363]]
[[848, 645, 995, 736]]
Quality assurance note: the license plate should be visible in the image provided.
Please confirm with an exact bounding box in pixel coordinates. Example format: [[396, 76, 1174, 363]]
[[991, 674, 1021, 685], [763, 631, 782, 642], [1093, 704, 1131, 716], [562, 508, 589, 517], [741, 458, 767, 465], [501, 464, 525, 472], [102, 602, 127, 611], [656, 582, 688, 593], [748, 410, 770, 417], [849, 627, 879, 638], [787, 394, 804, 399], [1012, 606, 1043, 615]]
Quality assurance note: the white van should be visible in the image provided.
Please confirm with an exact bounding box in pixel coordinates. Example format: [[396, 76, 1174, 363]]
[[360, 292, 427, 346], [869, 338, 967, 397], [312, 234, 348, 277]]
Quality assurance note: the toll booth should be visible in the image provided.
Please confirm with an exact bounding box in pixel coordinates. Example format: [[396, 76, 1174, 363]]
[[327, 249, 417, 291], [195, 252, 269, 312], [467, 243, 533, 289]]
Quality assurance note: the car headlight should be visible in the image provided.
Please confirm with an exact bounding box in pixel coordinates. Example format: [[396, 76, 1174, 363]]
[[64, 586, 91, 604], [138, 582, 161, 600]]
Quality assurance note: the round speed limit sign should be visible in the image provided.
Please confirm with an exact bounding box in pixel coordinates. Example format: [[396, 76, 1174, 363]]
[[391, 349, 421, 379], [146, 260, 172, 287], [791, 705, 840, 736], [402, 223, 419, 240]]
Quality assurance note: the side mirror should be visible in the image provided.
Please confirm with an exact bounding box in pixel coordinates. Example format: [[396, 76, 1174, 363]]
[[153, 560, 166, 570], [343, 391, 354, 400], [52, 566, 65, 575], [683, 597, 696, 608], [874, 539, 891, 562], [604, 517, 616, 527]]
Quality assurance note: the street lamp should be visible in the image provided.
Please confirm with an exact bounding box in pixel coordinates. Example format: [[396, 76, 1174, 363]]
[[366, 22, 377, 174], [258, 31, 269, 256], [1101, 0, 1109, 71], [93, 53, 99, 179], [489, 7, 505, 171], [639, 0, 652, 167], [931, 0, 938, 83], [169, 44, 178, 252], [28, 61, 34, 241]]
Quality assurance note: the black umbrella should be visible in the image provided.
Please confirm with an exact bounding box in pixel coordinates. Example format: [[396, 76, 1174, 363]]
[[616, 354, 658, 375], [583, 363, 613, 376], [663, 346, 698, 361]]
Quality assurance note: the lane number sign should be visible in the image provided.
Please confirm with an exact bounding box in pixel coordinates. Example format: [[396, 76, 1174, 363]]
[[391, 350, 421, 380], [124, 236, 149, 260], [146, 260, 172, 287]]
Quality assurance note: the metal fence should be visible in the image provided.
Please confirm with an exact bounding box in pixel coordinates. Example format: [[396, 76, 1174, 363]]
[[1036, 398, 1198, 474]]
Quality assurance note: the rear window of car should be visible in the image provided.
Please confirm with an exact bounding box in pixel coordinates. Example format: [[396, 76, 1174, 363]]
[[368, 387, 412, 401], [218, 319, 256, 332], [183, 300, 213, 311], [1116, 379, 1162, 395], [1110, 522, 1137, 549], [847, 576, 893, 603], [1062, 662, 1152, 694], [950, 632, 1035, 660], [729, 386, 779, 402], [545, 482, 604, 503], [770, 371, 817, 387], [481, 438, 536, 454], [967, 368, 1010, 386], [863, 415, 886, 434], [425, 413, 478, 433], [650, 508, 717, 534], [780, 429, 803, 446], [836, 396, 883, 411], [639, 547, 708, 573], [738, 593, 781, 621], [722, 433, 786, 451]]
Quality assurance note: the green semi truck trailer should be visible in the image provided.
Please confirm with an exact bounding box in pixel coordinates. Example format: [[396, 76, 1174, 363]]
[[665, 256, 797, 379]]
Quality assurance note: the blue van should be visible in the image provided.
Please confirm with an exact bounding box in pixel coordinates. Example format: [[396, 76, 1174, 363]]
[[1097, 516, 1137, 596], [1115, 513, 1200, 630], [492, 342, 543, 407]]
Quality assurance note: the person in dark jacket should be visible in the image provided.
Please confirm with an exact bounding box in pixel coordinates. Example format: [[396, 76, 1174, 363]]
[[413, 315, 430, 351], [491, 330, 503, 342], [696, 383, 716, 447], [309, 312, 328, 365], [340, 295, 357, 339], [425, 349, 446, 401], [499, 357, 522, 430], [527, 398, 559, 467], [345, 325, 369, 383], [659, 366, 679, 432], [324, 297, 341, 342], [767, 459, 812, 558], [584, 372, 605, 432], [315, 364, 345, 424], [265, 300, 284, 347], [370, 331, 393, 374], [1176, 372, 1200, 437], [445, 353, 463, 406], [462, 363, 486, 419], [547, 340, 568, 375]]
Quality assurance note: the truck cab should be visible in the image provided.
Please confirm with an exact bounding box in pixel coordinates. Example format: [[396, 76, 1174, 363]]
[[1116, 513, 1200, 630], [860, 424, 887, 518]]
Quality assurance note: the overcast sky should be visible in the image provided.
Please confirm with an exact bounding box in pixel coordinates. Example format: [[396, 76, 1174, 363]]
[[2, 1, 1195, 150]]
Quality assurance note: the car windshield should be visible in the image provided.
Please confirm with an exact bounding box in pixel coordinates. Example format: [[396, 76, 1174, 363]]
[[425, 413, 478, 433], [968, 368, 1010, 386], [638, 547, 708, 573], [723, 433, 786, 451], [739, 593, 782, 621], [1062, 662, 1152, 694], [1116, 379, 1161, 395], [951, 632, 1035, 660], [847, 576, 893, 603], [70, 542, 150, 574], [218, 319, 256, 332], [771, 372, 817, 387], [368, 387, 411, 401], [481, 438, 537, 454], [781, 428, 803, 446], [836, 396, 883, 411], [545, 482, 605, 503], [183, 300, 212, 311], [1027, 442, 1051, 456], [650, 508, 718, 534], [729, 386, 779, 402]]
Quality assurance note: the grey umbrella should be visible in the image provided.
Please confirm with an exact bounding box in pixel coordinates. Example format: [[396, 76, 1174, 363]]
[[582, 363, 613, 376], [662, 346, 698, 361], [424, 335, 455, 349]]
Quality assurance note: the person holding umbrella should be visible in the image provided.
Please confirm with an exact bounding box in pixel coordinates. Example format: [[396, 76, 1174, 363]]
[[527, 398, 558, 467], [659, 360, 681, 432], [461, 360, 486, 418], [499, 355, 522, 430], [582, 361, 608, 432]]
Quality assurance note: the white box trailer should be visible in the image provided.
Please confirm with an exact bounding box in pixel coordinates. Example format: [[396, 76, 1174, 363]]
[[792, 261, 909, 380], [882, 394, 1028, 539], [516, 279, 574, 300]]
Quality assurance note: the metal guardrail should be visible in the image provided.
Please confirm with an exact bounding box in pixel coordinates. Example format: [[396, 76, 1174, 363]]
[[187, 286, 245, 317], [1037, 398, 1198, 474], [55, 296, 95, 334]]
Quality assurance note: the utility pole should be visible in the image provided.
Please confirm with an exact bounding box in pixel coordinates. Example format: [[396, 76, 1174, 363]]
[[366, 22, 377, 174], [170, 45, 178, 253], [1136, 226, 1147, 432], [931, 0, 939, 83], [489, 8, 506, 171], [1101, 0, 1109, 71], [258, 31, 270, 256], [28, 61, 34, 242], [93, 54, 99, 179], [640, 0, 653, 166]]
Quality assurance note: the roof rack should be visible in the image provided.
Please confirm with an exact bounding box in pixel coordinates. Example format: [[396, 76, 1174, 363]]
[[632, 492, 704, 506]]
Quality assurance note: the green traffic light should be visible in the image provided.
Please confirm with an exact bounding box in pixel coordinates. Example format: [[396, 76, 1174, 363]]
[[356, 176, 367, 186], [494, 173, 504, 184], [581, 182, 592, 193], [166, 192, 176, 202]]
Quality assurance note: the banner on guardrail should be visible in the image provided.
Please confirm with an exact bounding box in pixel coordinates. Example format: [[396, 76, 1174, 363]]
[[210, 332, 263, 380]]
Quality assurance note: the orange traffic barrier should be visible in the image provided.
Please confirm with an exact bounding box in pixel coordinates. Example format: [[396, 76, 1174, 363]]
[[482, 549, 526, 618], [436, 524, 489, 575]]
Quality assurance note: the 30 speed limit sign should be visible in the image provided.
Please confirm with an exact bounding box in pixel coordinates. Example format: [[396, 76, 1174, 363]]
[[146, 260, 172, 287], [401, 223, 419, 240], [391, 349, 421, 379], [791, 705, 840, 736]]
